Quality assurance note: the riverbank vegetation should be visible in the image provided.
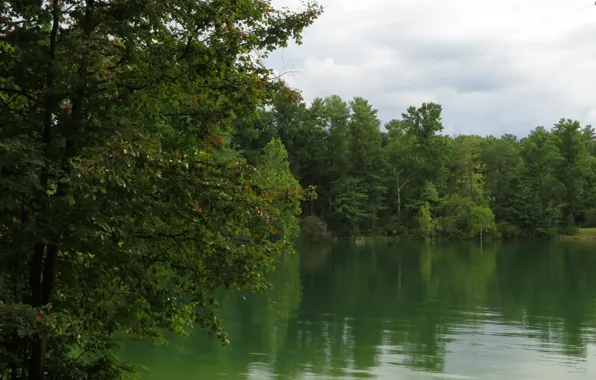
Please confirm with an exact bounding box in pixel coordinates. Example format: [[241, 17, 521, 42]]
[[234, 99, 596, 240], [0, 0, 321, 379]]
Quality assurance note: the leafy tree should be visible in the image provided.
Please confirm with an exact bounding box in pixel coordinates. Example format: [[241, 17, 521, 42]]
[[257, 138, 304, 238], [299, 215, 332, 241], [332, 177, 369, 236], [384, 126, 420, 222], [470, 205, 496, 243], [233, 111, 279, 165], [401, 102, 448, 187], [418, 201, 435, 241], [480, 134, 521, 221], [515, 127, 565, 233], [0, 0, 322, 378], [552, 119, 592, 232], [274, 100, 328, 215], [447, 135, 486, 201], [345, 98, 387, 232], [321, 95, 351, 218]]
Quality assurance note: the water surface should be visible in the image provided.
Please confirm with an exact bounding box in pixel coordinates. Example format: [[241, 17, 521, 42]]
[[121, 241, 596, 379]]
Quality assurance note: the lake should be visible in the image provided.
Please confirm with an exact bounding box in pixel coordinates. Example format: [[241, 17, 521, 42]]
[[121, 241, 596, 379]]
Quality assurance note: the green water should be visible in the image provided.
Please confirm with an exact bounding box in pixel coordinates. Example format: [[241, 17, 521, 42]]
[[121, 241, 596, 379]]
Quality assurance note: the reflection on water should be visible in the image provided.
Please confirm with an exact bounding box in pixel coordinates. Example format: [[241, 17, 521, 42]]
[[121, 241, 596, 379]]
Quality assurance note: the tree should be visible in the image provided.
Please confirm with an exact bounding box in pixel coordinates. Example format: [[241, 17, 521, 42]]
[[321, 95, 351, 218], [503, 127, 565, 235], [552, 119, 592, 233], [273, 100, 328, 215], [385, 128, 420, 221], [332, 177, 369, 236], [447, 135, 485, 201], [257, 138, 305, 238], [345, 98, 387, 233], [480, 134, 521, 221], [470, 205, 496, 244], [418, 202, 435, 241], [0, 0, 322, 378]]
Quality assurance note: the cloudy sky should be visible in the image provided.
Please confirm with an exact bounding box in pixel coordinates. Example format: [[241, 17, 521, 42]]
[[267, 0, 596, 136]]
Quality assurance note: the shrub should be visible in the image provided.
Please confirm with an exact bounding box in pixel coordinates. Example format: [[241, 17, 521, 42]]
[[300, 215, 332, 241], [497, 222, 523, 239], [536, 227, 559, 239]]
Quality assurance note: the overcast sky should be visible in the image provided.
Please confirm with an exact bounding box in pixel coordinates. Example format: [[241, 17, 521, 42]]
[[266, 0, 596, 137]]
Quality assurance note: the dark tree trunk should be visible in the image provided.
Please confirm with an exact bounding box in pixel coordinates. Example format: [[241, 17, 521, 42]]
[[28, 0, 62, 377]]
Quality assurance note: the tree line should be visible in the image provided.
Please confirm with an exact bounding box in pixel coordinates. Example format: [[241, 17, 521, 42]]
[[234, 97, 596, 239]]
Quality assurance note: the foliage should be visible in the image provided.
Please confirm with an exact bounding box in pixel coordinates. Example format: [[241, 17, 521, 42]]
[[0, 0, 321, 379], [470, 205, 496, 241], [299, 215, 332, 241], [417, 202, 434, 241], [331, 176, 369, 236], [496, 221, 525, 240], [234, 95, 596, 241], [257, 138, 306, 239]]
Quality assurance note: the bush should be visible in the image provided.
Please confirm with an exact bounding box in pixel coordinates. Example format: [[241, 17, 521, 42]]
[[300, 215, 332, 241], [536, 227, 559, 239], [497, 222, 523, 239]]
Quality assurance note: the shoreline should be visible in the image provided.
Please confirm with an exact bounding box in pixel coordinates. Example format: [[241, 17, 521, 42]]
[[559, 228, 596, 241], [321, 228, 596, 243]]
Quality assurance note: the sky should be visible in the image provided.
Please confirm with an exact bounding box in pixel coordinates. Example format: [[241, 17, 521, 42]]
[[266, 0, 596, 137]]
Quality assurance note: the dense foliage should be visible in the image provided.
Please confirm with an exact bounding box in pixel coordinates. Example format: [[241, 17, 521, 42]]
[[0, 0, 321, 379], [234, 97, 596, 240]]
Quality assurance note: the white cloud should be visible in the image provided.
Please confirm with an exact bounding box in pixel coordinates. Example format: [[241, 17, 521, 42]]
[[268, 0, 596, 136]]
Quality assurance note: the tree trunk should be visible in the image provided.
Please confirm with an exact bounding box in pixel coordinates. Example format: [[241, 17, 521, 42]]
[[10, 355, 17, 380], [29, 0, 92, 377], [328, 184, 333, 214], [397, 262, 402, 301], [29, 244, 58, 380], [29, 243, 45, 380], [397, 177, 401, 219], [29, 341, 47, 380], [28, 0, 60, 375]]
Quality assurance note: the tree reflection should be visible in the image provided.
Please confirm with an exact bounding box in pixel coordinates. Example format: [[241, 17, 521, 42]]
[[119, 241, 596, 379]]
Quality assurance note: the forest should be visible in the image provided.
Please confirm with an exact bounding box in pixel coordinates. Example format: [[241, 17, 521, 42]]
[[234, 98, 596, 240]]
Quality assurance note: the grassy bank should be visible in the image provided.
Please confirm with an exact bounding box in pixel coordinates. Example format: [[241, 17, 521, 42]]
[[560, 228, 596, 241]]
